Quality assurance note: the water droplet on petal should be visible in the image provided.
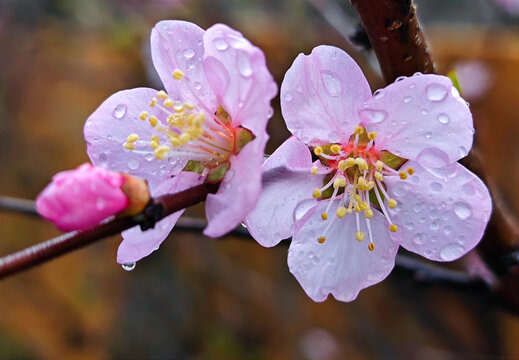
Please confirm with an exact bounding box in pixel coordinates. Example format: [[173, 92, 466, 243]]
[[396, 76, 407, 82], [144, 153, 154, 161], [412, 233, 427, 245], [113, 104, 127, 119], [237, 51, 252, 77], [454, 201, 472, 220], [430, 220, 440, 231], [321, 70, 341, 96], [421, 109, 428, 115], [183, 48, 195, 59], [367, 272, 386, 282], [391, 182, 411, 197], [294, 199, 317, 223], [437, 113, 450, 124], [417, 148, 449, 168], [458, 146, 468, 157], [443, 226, 452, 235], [461, 182, 476, 196], [359, 109, 387, 124], [404, 96, 412, 103], [128, 159, 139, 170], [430, 182, 443, 193], [241, 222, 247, 229], [426, 83, 448, 102], [440, 244, 465, 261], [212, 36, 228, 50], [99, 152, 108, 165], [425, 131, 432, 139], [122, 262, 136, 271], [373, 89, 385, 99]]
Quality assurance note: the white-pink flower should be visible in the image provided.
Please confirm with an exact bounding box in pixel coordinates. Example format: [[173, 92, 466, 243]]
[[84, 21, 276, 264], [245, 46, 492, 302], [36, 163, 129, 231]]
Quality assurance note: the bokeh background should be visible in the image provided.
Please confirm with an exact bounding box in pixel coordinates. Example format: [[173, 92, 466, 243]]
[[1, 0, 519, 359]]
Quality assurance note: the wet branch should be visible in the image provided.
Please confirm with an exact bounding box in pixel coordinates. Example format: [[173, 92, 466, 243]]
[[0, 183, 219, 279]]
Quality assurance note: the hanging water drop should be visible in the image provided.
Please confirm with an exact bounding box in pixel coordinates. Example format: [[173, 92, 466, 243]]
[[122, 262, 136, 271]]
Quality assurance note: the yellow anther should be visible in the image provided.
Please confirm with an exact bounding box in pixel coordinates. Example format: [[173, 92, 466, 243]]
[[330, 144, 342, 154], [333, 177, 345, 189], [173, 104, 184, 113], [170, 137, 182, 147], [179, 132, 191, 143], [184, 102, 195, 110], [150, 135, 160, 143], [360, 202, 369, 211], [407, 167, 415, 175], [318, 236, 326, 244], [354, 125, 364, 135], [355, 231, 365, 242], [154, 145, 170, 159], [313, 188, 322, 199], [354, 203, 361, 213], [313, 146, 323, 156], [367, 181, 375, 190], [163, 98, 174, 108], [149, 97, 158, 107], [353, 194, 362, 203], [127, 133, 139, 143], [376, 160, 384, 171], [149, 140, 159, 149], [388, 198, 397, 209], [139, 111, 149, 120], [336, 206, 347, 218], [311, 165, 318, 175], [123, 142, 135, 150], [367, 131, 378, 140], [346, 158, 356, 167], [321, 212, 328, 221], [389, 224, 398, 232], [338, 160, 347, 171], [374, 171, 384, 181], [148, 116, 158, 127], [399, 171, 408, 180], [157, 90, 168, 99], [368, 243, 375, 251], [172, 69, 184, 80], [365, 209, 374, 219], [355, 158, 368, 171]]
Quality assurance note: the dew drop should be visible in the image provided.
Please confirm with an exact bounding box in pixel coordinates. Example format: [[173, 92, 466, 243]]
[[294, 199, 317, 222], [461, 182, 476, 196], [359, 109, 387, 124], [404, 96, 412, 103], [113, 104, 127, 119], [241, 222, 247, 229], [212, 36, 228, 50], [413, 202, 423, 213], [367, 272, 385, 282], [443, 226, 452, 235], [284, 91, 293, 102], [193, 82, 202, 90], [391, 182, 411, 197], [144, 153, 154, 162], [122, 262, 136, 271], [454, 201, 472, 220], [412, 233, 427, 245], [430, 181, 443, 193], [417, 147, 449, 168], [267, 107, 274, 119], [426, 83, 448, 102], [321, 70, 341, 97], [99, 152, 108, 164], [183, 48, 195, 59], [237, 51, 252, 77], [404, 222, 414, 230], [396, 76, 407, 82], [425, 131, 432, 139], [458, 146, 468, 157], [440, 244, 465, 261], [421, 109, 428, 115], [373, 89, 385, 99], [127, 158, 139, 170], [430, 220, 440, 231], [437, 113, 450, 124]]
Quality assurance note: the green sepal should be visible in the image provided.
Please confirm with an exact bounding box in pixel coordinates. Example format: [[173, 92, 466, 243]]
[[447, 70, 462, 95], [206, 161, 230, 184], [183, 160, 205, 174], [216, 106, 232, 124], [379, 151, 407, 170], [235, 127, 255, 154]]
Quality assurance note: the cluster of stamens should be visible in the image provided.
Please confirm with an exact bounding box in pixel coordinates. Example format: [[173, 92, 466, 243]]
[[122, 69, 235, 168], [311, 126, 414, 251]]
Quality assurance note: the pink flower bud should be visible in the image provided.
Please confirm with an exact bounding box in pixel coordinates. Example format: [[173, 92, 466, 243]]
[[36, 163, 130, 231]]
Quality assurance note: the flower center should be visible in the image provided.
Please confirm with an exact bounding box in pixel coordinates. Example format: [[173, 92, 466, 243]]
[[122, 69, 252, 179], [310, 126, 414, 251]]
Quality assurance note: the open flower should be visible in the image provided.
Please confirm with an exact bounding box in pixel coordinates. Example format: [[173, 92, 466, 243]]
[[245, 45, 491, 302], [84, 21, 276, 264], [36, 163, 149, 231]]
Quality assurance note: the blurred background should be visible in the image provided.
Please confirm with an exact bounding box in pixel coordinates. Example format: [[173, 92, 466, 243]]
[[1, 0, 518, 359]]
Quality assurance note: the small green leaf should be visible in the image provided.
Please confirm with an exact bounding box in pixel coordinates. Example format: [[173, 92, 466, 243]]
[[206, 162, 230, 183], [447, 70, 462, 95], [216, 106, 232, 124], [379, 151, 407, 170], [235, 128, 255, 154], [183, 160, 205, 174]]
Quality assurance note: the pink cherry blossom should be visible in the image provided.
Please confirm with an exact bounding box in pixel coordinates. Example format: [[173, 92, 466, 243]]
[[84, 21, 276, 264], [36, 163, 129, 231], [245, 45, 492, 302]]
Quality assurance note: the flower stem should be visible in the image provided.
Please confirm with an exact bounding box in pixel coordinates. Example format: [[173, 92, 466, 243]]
[[0, 182, 219, 279], [0, 196, 39, 217]]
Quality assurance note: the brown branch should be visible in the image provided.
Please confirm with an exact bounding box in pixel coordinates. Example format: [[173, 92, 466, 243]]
[[350, 0, 435, 84], [0, 183, 219, 279]]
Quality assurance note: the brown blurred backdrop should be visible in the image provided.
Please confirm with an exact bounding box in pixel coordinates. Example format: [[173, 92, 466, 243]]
[[1, 0, 518, 359]]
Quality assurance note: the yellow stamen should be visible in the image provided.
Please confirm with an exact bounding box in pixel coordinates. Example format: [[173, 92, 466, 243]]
[[321, 212, 328, 221], [368, 243, 375, 251], [148, 116, 158, 127], [139, 111, 149, 120], [313, 188, 322, 198], [388, 198, 397, 209], [127, 134, 139, 143], [318, 236, 326, 244], [314, 146, 323, 156], [154, 145, 170, 159], [389, 224, 398, 232], [365, 209, 374, 219], [172, 69, 184, 80], [360, 202, 369, 211], [399, 171, 408, 180], [338, 160, 347, 171], [157, 90, 168, 99], [149, 97, 158, 107], [374, 171, 384, 181], [311, 165, 318, 175], [333, 177, 345, 189], [368, 131, 378, 140], [184, 102, 195, 110], [150, 135, 160, 143], [336, 206, 347, 218], [163, 98, 174, 108], [355, 158, 368, 171], [330, 144, 341, 154], [149, 141, 159, 149], [375, 160, 383, 171], [354, 203, 361, 213], [407, 167, 415, 175], [346, 158, 356, 167], [354, 126, 364, 135], [123, 142, 135, 150], [355, 231, 365, 242]]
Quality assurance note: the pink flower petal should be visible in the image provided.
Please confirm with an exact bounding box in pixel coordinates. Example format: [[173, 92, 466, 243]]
[[85, 88, 186, 189], [203, 135, 267, 237], [385, 161, 492, 262], [202, 24, 277, 135], [117, 171, 204, 264], [281, 45, 371, 146], [245, 137, 325, 247], [288, 201, 400, 302], [362, 74, 473, 163], [36, 164, 128, 231], [150, 20, 218, 110]]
